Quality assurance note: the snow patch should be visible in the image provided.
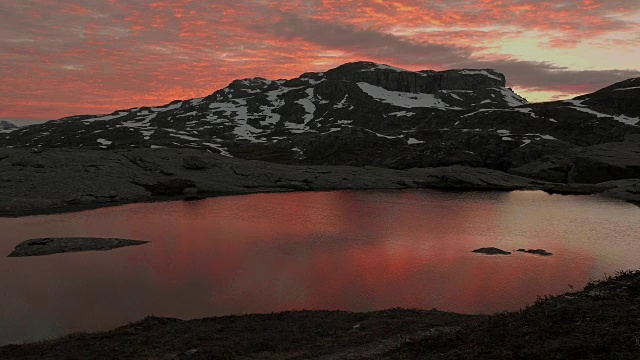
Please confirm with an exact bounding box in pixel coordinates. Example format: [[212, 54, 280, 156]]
[[190, 98, 204, 106], [295, 88, 316, 124], [84, 111, 129, 122], [564, 99, 585, 106], [496, 87, 529, 106], [203, 142, 232, 157], [567, 106, 639, 125], [613, 86, 640, 91], [407, 138, 424, 145], [358, 83, 457, 109], [259, 86, 301, 126], [388, 111, 416, 117], [459, 70, 502, 81], [461, 109, 498, 118], [361, 63, 410, 73], [170, 134, 200, 141], [96, 138, 112, 145], [514, 108, 538, 118], [208, 99, 267, 142], [364, 129, 400, 139], [335, 95, 349, 109], [152, 102, 182, 112], [141, 130, 155, 140]]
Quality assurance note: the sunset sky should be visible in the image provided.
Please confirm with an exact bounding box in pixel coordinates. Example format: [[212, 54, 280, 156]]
[[1, 0, 639, 123]]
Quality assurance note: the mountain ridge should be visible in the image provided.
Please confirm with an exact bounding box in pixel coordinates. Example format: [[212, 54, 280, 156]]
[[0, 61, 638, 174]]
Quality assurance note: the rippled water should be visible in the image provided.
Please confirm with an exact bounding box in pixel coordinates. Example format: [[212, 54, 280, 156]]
[[1, 190, 639, 345]]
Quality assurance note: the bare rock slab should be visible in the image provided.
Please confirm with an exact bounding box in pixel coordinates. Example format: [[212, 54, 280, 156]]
[[8, 238, 148, 257]]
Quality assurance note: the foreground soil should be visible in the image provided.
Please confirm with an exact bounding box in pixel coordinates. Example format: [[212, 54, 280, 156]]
[[2, 271, 640, 360]]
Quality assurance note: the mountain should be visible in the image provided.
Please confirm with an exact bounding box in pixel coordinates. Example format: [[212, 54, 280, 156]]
[[1, 61, 638, 173], [0, 121, 17, 130]]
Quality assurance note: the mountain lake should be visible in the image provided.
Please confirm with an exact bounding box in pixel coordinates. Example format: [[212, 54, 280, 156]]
[[1, 189, 639, 345]]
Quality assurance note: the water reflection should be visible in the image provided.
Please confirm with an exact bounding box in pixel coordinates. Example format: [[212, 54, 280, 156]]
[[1, 190, 639, 345]]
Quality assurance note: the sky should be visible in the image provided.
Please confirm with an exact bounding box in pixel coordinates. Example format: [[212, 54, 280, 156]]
[[1, 0, 639, 122]]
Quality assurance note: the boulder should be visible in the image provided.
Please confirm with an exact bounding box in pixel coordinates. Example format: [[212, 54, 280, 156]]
[[183, 155, 208, 170]]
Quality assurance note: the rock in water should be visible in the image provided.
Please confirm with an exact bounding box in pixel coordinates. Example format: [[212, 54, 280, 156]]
[[517, 249, 553, 256], [8, 238, 148, 257], [472, 247, 512, 255]]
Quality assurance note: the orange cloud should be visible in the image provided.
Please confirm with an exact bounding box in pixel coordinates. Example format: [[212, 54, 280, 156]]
[[0, 0, 638, 121]]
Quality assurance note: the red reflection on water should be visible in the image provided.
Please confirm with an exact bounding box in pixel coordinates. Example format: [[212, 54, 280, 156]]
[[120, 191, 595, 315], [2, 190, 636, 345]]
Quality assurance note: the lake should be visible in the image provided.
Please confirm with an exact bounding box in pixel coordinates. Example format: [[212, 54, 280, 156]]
[[1, 190, 639, 345]]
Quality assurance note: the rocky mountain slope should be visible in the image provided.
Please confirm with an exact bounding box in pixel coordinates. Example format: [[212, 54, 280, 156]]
[[1, 61, 638, 176]]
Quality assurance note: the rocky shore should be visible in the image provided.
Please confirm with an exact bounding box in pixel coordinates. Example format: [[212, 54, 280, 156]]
[[2, 271, 638, 359], [0, 147, 638, 217]]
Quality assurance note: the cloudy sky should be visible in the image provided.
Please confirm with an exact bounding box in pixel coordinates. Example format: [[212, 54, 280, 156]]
[[2, 0, 639, 122]]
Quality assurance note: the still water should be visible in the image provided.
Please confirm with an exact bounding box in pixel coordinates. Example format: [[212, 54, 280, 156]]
[[1, 190, 639, 345]]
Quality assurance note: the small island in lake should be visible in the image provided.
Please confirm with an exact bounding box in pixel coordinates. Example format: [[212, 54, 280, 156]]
[[8, 238, 148, 257]]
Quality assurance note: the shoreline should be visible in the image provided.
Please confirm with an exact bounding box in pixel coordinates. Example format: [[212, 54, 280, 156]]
[[0, 185, 630, 219], [1, 147, 638, 218], [0, 177, 634, 219], [2, 271, 638, 359]]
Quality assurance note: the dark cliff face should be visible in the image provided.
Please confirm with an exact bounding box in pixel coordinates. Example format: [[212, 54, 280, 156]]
[[324, 62, 506, 93]]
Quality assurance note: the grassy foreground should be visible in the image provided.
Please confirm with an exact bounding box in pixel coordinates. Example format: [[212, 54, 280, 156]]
[[2, 271, 640, 360]]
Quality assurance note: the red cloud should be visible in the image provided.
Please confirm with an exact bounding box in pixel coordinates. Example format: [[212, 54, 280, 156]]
[[0, 0, 638, 121]]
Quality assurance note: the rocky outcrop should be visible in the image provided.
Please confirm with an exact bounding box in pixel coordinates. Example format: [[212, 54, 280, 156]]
[[510, 135, 640, 184], [135, 178, 196, 195], [8, 238, 148, 257], [324, 62, 506, 92], [0, 147, 539, 216], [0, 147, 637, 216], [0, 121, 17, 129], [182, 155, 209, 170]]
